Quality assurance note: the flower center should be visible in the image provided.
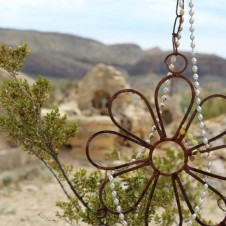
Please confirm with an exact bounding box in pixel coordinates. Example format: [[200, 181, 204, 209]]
[[151, 141, 186, 176]]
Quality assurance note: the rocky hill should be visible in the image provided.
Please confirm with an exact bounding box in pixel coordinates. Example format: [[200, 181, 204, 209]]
[[0, 28, 226, 80], [0, 28, 143, 78]]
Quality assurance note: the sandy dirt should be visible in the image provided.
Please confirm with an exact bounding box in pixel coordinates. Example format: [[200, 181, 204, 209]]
[[0, 154, 225, 226]]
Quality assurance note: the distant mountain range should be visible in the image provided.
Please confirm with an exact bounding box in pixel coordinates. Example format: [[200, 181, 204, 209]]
[[1, 28, 226, 80]]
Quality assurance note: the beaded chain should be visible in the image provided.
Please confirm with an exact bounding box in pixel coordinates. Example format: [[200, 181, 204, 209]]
[[186, 0, 211, 225]]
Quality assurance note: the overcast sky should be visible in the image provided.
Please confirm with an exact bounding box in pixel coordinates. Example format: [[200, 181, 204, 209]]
[[0, 0, 225, 58]]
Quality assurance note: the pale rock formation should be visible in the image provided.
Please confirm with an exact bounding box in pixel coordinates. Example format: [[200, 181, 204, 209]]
[[77, 64, 130, 116]]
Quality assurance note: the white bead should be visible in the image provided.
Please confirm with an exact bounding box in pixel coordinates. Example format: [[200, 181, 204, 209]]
[[189, 9, 194, 16], [110, 183, 115, 189], [171, 56, 177, 63], [149, 133, 154, 138], [190, 34, 195, 41], [116, 206, 122, 212], [114, 198, 119, 205], [189, 18, 194, 25], [136, 153, 142, 159], [192, 213, 197, 219], [205, 144, 211, 149], [181, 17, 184, 24], [195, 89, 200, 96], [109, 175, 114, 181], [122, 221, 128, 226], [207, 161, 212, 167], [119, 213, 124, 220], [192, 66, 198, 73], [146, 139, 150, 144], [156, 118, 160, 123], [189, 2, 194, 8], [196, 97, 201, 104], [191, 50, 196, 56], [179, 2, 184, 8], [141, 147, 146, 153], [198, 198, 203, 205], [194, 206, 200, 212], [164, 87, 169, 94], [165, 79, 171, 85], [152, 125, 157, 132], [169, 64, 175, 70], [180, 9, 184, 15], [177, 33, 182, 40], [192, 57, 197, 64], [112, 191, 117, 197], [205, 177, 209, 183], [160, 103, 165, 108], [167, 72, 172, 76], [203, 137, 208, 144], [194, 82, 200, 88], [162, 95, 168, 101], [206, 169, 211, 173], [200, 129, 206, 136], [111, 170, 115, 175], [187, 220, 193, 225], [199, 121, 205, 128], [130, 159, 136, 162], [203, 183, 208, 190], [193, 74, 199, 80], [179, 25, 183, 32], [176, 41, 180, 47], [197, 106, 202, 112], [201, 191, 206, 198], [190, 26, 195, 32], [198, 113, 203, 121], [191, 42, 196, 49]]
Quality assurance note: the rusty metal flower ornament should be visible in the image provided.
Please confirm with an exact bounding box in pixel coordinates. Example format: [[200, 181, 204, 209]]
[[86, 0, 226, 225], [86, 69, 226, 225]]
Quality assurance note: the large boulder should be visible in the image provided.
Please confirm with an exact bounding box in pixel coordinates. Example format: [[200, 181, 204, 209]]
[[77, 64, 130, 115]]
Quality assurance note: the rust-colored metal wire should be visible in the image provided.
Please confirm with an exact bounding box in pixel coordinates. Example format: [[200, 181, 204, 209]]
[[86, 73, 226, 225]]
